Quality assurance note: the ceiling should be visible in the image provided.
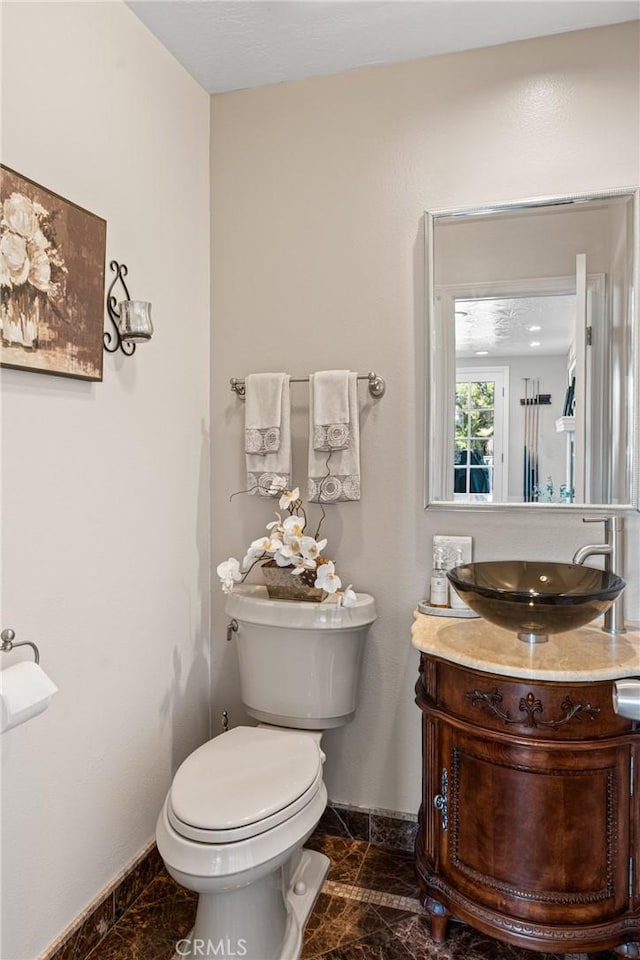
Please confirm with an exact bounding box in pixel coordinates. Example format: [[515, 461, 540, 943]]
[[454, 295, 575, 359], [127, 1, 640, 94]]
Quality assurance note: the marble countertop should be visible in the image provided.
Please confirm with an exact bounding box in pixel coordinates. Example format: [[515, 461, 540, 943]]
[[411, 611, 640, 681]]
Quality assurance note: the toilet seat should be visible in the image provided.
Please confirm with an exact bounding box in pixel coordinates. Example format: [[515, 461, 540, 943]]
[[168, 726, 324, 844]]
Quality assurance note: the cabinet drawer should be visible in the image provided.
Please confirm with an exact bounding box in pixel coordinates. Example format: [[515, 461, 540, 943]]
[[429, 659, 632, 740]]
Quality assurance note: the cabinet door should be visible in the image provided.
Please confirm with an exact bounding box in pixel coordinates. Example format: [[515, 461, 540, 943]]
[[434, 723, 631, 926]]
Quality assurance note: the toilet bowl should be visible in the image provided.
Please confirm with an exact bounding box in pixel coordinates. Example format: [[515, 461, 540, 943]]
[[156, 587, 376, 960], [157, 726, 329, 959]]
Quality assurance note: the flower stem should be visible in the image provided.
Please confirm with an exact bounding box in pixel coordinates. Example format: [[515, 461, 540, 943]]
[[314, 505, 326, 540]]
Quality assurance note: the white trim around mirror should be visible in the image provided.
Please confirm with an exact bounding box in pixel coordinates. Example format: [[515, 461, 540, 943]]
[[424, 187, 640, 513]]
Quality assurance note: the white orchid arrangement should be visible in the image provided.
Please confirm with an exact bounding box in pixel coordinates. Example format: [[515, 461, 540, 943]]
[[217, 485, 357, 607]]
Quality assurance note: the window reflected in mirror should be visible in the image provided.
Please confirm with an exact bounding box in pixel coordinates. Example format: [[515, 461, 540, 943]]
[[454, 372, 502, 502]]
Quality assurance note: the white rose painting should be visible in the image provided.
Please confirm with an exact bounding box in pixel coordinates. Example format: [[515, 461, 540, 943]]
[[0, 165, 106, 380]]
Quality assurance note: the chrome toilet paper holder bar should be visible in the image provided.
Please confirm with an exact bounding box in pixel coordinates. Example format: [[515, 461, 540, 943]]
[[1, 628, 40, 664]]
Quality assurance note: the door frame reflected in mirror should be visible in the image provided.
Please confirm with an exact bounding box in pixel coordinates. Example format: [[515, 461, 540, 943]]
[[424, 188, 639, 512]]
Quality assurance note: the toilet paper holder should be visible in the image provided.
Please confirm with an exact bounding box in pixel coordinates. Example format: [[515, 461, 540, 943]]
[[1, 628, 40, 664]]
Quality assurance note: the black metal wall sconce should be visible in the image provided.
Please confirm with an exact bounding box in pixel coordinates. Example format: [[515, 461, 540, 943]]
[[104, 260, 153, 356]]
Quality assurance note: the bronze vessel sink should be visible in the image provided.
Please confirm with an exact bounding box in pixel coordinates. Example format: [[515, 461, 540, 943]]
[[447, 560, 626, 643]]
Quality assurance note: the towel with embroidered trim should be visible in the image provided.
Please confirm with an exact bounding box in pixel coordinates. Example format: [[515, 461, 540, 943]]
[[308, 371, 360, 502], [245, 373, 291, 496]]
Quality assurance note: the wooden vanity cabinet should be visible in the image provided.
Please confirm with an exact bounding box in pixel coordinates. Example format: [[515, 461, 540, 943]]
[[415, 655, 640, 956]]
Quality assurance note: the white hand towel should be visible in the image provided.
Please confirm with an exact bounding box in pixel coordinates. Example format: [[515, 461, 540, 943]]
[[1, 661, 58, 734], [308, 372, 360, 502], [312, 370, 351, 451], [245, 373, 286, 455], [246, 374, 292, 496]]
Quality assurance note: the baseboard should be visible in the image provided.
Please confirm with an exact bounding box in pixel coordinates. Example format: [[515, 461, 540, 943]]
[[314, 801, 418, 852], [40, 841, 163, 960]]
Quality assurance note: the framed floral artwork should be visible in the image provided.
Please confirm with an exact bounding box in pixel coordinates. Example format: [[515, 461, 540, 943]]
[[0, 165, 106, 381]]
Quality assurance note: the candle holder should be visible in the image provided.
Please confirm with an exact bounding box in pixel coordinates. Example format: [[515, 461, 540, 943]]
[[104, 260, 153, 356]]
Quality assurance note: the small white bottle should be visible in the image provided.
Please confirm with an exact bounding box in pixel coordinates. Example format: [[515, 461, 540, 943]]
[[449, 547, 468, 611], [430, 547, 449, 608]]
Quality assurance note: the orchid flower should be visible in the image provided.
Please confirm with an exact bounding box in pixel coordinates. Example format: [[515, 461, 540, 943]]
[[281, 532, 303, 554], [342, 584, 357, 607], [274, 549, 295, 567], [266, 524, 284, 541], [250, 535, 283, 554], [282, 515, 304, 539], [279, 487, 300, 511], [290, 556, 317, 575], [315, 561, 342, 594], [241, 546, 264, 572], [301, 536, 327, 561], [217, 558, 242, 593]]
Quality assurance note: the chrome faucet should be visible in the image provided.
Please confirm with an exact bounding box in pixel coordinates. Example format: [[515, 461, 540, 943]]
[[572, 516, 626, 635]]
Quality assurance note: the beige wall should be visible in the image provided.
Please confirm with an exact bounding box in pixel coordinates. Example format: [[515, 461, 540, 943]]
[[1, 4, 210, 957], [210, 22, 640, 815]]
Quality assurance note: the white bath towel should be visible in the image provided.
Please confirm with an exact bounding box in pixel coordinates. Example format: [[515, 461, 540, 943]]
[[312, 370, 351, 451], [308, 372, 360, 502], [245, 373, 286, 455], [246, 374, 292, 496]]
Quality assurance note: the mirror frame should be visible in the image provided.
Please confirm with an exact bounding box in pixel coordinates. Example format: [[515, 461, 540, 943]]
[[424, 187, 640, 512]]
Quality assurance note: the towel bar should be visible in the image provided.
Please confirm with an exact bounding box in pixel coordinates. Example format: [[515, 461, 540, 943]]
[[230, 371, 386, 399], [1, 628, 40, 665]]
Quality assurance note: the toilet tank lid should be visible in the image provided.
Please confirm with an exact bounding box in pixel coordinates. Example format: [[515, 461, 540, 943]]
[[169, 726, 323, 831], [225, 585, 376, 629]]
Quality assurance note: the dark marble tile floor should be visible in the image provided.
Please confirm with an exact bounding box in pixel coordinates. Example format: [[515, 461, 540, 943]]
[[83, 834, 619, 960], [314, 804, 418, 853]]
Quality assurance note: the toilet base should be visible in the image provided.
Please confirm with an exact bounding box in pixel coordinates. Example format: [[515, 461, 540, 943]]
[[281, 848, 330, 959], [176, 848, 329, 960]]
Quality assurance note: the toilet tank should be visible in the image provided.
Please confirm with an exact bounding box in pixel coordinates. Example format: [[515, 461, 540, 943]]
[[224, 585, 376, 729]]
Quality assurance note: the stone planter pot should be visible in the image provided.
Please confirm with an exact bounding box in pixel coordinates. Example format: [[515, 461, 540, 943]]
[[261, 561, 327, 602]]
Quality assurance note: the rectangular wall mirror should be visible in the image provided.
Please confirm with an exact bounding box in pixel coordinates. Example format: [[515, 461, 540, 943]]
[[425, 189, 639, 510]]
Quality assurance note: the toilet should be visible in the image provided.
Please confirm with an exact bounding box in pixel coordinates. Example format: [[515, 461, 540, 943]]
[[156, 584, 376, 960]]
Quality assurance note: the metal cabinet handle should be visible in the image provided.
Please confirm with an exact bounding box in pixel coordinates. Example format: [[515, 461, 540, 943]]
[[433, 768, 448, 831]]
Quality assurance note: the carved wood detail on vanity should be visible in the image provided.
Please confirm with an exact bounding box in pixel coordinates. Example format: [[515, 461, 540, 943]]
[[465, 686, 601, 729], [415, 653, 640, 956], [433, 661, 630, 740]]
